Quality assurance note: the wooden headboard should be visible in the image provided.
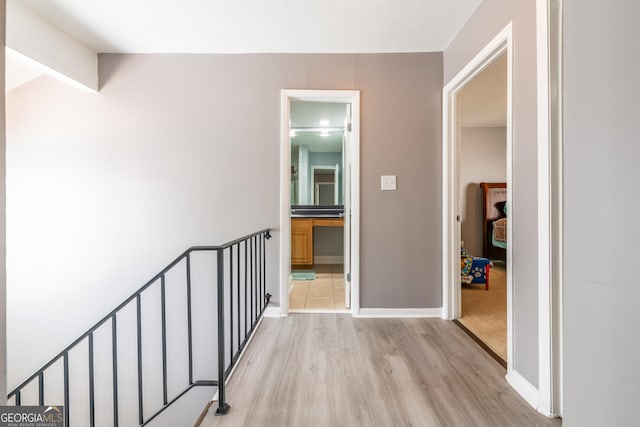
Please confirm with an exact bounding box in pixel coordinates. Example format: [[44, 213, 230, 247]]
[[480, 182, 507, 260], [481, 182, 507, 220]]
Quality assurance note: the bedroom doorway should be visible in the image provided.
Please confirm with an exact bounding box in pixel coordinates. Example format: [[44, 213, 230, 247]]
[[456, 53, 508, 366], [441, 24, 514, 369]]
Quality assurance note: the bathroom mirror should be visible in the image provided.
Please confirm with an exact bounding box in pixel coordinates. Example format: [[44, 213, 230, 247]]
[[290, 101, 346, 206]]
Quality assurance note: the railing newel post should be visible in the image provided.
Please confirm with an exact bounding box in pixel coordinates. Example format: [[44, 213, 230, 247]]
[[215, 248, 230, 416], [186, 253, 194, 385], [89, 332, 96, 427], [136, 294, 144, 425]]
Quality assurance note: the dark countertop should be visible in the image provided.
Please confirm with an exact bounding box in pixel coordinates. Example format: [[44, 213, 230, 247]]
[[291, 205, 344, 218]]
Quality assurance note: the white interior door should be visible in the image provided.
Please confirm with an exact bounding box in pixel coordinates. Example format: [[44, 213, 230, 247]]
[[343, 104, 352, 308]]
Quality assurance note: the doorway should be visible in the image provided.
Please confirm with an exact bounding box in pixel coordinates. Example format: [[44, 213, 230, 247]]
[[456, 53, 508, 365], [280, 90, 360, 316], [442, 24, 514, 369]]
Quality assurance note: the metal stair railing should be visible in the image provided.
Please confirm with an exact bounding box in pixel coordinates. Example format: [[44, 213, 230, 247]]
[[7, 229, 272, 426]]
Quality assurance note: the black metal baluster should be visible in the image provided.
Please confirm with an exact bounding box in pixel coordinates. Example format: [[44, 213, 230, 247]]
[[263, 233, 267, 310], [112, 315, 119, 427], [215, 249, 230, 415], [136, 294, 144, 424], [161, 275, 168, 405], [89, 333, 95, 427], [186, 253, 194, 385], [250, 237, 254, 325], [229, 246, 234, 364], [244, 241, 248, 338], [38, 372, 44, 406], [14, 390, 20, 406], [253, 236, 257, 324], [259, 234, 263, 311], [63, 352, 70, 427], [236, 244, 241, 356]]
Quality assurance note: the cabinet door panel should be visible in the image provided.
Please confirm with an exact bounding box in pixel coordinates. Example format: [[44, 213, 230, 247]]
[[291, 219, 313, 265]]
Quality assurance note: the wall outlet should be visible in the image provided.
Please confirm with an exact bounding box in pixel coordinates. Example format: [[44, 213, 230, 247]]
[[381, 175, 397, 191]]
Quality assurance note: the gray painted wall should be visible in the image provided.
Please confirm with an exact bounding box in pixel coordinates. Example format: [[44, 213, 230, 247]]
[[563, 1, 640, 425], [459, 127, 506, 256], [358, 54, 443, 308], [444, 0, 540, 386], [0, 0, 7, 404], [6, 53, 443, 386]]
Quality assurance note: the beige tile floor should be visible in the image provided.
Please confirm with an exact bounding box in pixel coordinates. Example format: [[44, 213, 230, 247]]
[[289, 264, 346, 311]]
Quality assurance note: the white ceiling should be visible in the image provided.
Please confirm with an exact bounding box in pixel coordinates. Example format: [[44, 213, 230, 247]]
[[6, 0, 483, 93], [19, 0, 482, 54], [458, 53, 507, 127]]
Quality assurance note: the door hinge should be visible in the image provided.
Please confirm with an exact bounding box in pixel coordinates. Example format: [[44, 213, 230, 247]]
[[456, 215, 461, 222], [347, 122, 352, 132], [347, 272, 351, 282]]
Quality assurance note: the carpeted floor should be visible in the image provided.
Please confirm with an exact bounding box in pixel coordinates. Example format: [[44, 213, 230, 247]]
[[459, 261, 507, 361]]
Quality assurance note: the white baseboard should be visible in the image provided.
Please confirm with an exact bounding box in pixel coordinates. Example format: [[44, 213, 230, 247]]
[[506, 370, 540, 411], [355, 308, 442, 318], [263, 306, 284, 318], [289, 308, 349, 314], [313, 256, 344, 264]]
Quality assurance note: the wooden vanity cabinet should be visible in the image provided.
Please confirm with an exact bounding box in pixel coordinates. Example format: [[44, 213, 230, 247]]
[[291, 218, 313, 266]]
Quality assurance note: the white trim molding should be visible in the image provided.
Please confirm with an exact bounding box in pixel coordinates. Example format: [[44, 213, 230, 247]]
[[263, 306, 286, 318], [536, 0, 563, 417], [314, 256, 344, 264], [6, 1, 98, 92], [441, 23, 514, 371], [289, 308, 350, 314], [506, 370, 541, 411], [355, 308, 442, 318]]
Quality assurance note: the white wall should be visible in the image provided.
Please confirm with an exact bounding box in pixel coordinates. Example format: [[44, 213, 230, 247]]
[[563, 1, 640, 424], [459, 127, 506, 256]]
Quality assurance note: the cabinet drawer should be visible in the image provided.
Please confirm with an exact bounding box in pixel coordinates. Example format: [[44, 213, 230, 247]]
[[291, 218, 313, 231]]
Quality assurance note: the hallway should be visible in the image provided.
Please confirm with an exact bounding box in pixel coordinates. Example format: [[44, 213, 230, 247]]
[[200, 314, 560, 426]]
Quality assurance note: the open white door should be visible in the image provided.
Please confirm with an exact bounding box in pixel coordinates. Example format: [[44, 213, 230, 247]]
[[343, 104, 352, 308]]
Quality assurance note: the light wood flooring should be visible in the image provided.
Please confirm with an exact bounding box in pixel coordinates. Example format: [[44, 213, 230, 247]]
[[199, 314, 561, 427], [289, 264, 346, 311], [459, 262, 507, 361]]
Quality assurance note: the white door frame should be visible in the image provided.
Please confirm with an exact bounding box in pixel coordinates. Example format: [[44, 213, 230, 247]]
[[536, 0, 563, 417], [279, 90, 360, 316]]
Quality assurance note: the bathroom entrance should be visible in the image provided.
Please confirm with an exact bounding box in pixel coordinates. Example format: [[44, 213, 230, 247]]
[[280, 90, 360, 315]]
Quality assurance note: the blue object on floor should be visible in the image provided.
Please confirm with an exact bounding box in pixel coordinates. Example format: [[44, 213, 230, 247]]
[[292, 271, 316, 280]]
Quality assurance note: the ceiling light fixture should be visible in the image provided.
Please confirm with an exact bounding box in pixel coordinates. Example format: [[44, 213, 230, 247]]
[[319, 119, 330, 126]]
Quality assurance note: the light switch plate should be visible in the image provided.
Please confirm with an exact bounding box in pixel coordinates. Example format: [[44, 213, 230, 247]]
[[381, 175, 397, 191]]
